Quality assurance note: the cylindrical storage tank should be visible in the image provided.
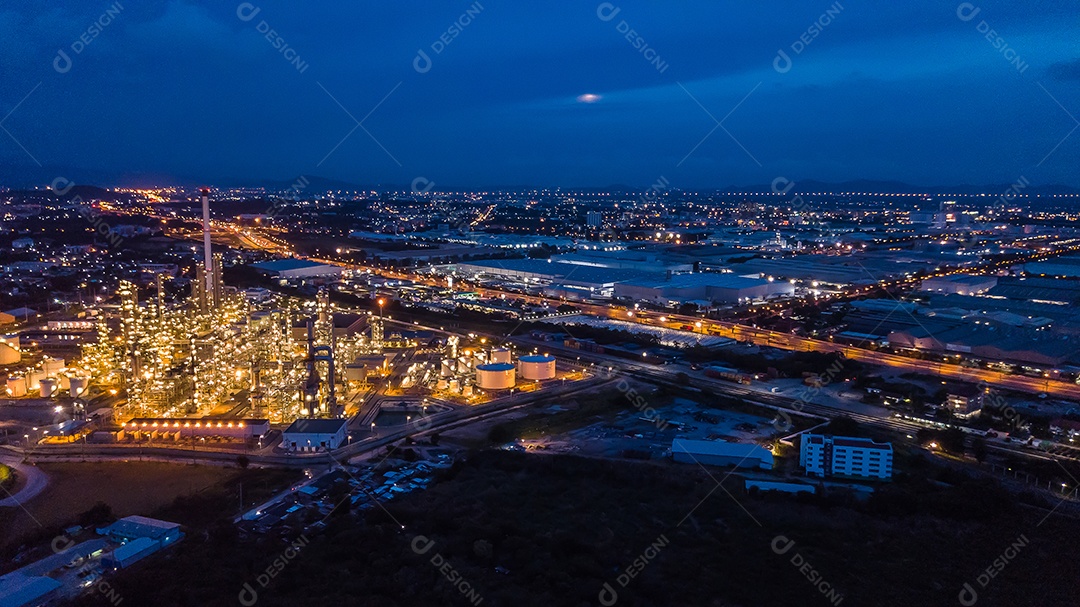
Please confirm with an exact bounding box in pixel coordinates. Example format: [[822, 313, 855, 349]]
[[462, 384, 474, 397], [0, 343, 20, 365], [7, 376, 27, 397], [28, 370, 45, 392], [69, 376, 89, 397], [440, 359, 456, 377], [448, 379, 460, 393], [476, 363, 516, 390], [39, 377, 59, 398], [42, 357, 65, 376], [436, 379, 449, 390], [519, 355, 556, 381], [490, 348, 512, 364]]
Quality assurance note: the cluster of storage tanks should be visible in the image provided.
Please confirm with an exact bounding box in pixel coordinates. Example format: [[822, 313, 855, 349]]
[[3, 356, 89, 398], [438, 347, 557, 392]]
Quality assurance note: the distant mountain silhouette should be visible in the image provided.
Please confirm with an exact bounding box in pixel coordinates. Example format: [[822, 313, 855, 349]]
[[724, 179, 1080, 196], [2, 166, 1077, 196]]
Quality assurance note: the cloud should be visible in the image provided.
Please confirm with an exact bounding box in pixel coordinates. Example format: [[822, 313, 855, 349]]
[[1047, 59, 1080, 81]]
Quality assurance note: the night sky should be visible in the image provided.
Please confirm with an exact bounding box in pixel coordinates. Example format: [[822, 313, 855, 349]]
[[0, 0, 1077, 188]]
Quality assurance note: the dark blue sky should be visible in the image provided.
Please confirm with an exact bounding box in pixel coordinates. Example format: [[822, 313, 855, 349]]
[[1, 0, 1077, 188]]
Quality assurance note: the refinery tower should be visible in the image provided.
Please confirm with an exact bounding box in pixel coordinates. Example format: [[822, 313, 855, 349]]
[[192, 187, 222, 312]]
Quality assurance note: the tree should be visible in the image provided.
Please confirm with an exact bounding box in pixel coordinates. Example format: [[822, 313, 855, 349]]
[[78, 502, 114, 527], [236, 455, 250, 469], [972, 437, 988, 463]]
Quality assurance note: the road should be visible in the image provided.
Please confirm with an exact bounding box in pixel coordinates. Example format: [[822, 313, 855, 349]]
[[0, 450, 49, 508]]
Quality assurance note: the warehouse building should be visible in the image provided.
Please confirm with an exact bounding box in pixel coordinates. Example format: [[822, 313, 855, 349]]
[[119, 418, 269, 441], [800, 434, 893, 480], [282, 418, 348, 452], [250, 259, 344, 279], [671, 438, 774, 470], [919, 274, 998, 295], [615, 273, 794, 305]]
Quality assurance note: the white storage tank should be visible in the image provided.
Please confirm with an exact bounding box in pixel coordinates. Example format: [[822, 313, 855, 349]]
[[39, 377, 59, 398], [42, 357, 65, 376], [462, 384, 474, 397], [490, 348, 512, 364], [6, 375, 27, 397], [68, 376, 89, 397], [440, 359, 456, 377], [448, 379, 460, 393], [0, 342, 20, 365], [476, 363, 516, 390], [519, 355, 556, 381], [27, 370, 46, 392]]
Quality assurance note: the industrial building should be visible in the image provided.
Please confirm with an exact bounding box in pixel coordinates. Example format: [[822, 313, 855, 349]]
[[919, 274, 998, 295], [282, 418, 348, 452], [251, 259, 344, 279], [614, 273, 794, 305], [99, 515, 183, 544], [518, 354, 556, 380], [476, 362, 516, 390], [98, 515, 183, 570], [119, 418, 270, 441], [671, 438, 774, 470], [800, 434, 893, 480], [454, 259, 658, 298]]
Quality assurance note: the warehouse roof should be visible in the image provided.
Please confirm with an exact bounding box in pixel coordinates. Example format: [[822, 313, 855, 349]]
[[250, 259, 342, 274], [671, 438, 773, 462], [98, 515, 181, 541], [284, 418, 348, 434]]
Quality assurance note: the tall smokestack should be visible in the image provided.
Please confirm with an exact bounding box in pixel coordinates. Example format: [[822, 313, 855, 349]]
[[200, 187, 214, 310]]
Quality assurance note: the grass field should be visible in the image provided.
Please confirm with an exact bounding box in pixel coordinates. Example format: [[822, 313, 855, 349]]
[[68, 451, 1080, 607], [0, 462, 243, 553]]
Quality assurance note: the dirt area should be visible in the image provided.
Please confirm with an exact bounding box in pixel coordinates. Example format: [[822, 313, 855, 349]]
[[0, 461, 241, 550]]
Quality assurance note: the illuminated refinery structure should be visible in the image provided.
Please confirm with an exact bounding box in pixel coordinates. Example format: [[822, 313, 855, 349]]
[[66, 189, 390, 423], [74, 279, 393, 422]]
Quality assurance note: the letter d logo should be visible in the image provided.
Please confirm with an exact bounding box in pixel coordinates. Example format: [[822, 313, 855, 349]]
[[54, 49, 72, 74], [956, 3, 980, 22], [238, 582, 259, 606], [413, 49, 432, 73], [958, 582, 978, 606], [598, 581, 619, 606], [773, 49, 792, 74], [237, 2, 261, 22]]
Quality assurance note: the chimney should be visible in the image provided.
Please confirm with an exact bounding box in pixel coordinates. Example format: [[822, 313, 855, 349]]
[[200, 187, 214, 311]]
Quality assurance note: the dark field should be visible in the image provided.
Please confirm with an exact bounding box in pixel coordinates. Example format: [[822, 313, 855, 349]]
[[67, 451, 1080, 607]]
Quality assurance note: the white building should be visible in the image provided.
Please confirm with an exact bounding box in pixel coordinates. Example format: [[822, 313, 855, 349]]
[[919, 274, 998, 295], [282, 418, 348, 452], [800, 434, 893, 480], [250, 259, 344, 279], [671, 438, 773, 470]]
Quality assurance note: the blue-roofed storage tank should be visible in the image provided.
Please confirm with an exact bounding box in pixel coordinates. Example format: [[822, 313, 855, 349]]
[[476, 362, 515, 390], [518, 354, 556, 380]]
